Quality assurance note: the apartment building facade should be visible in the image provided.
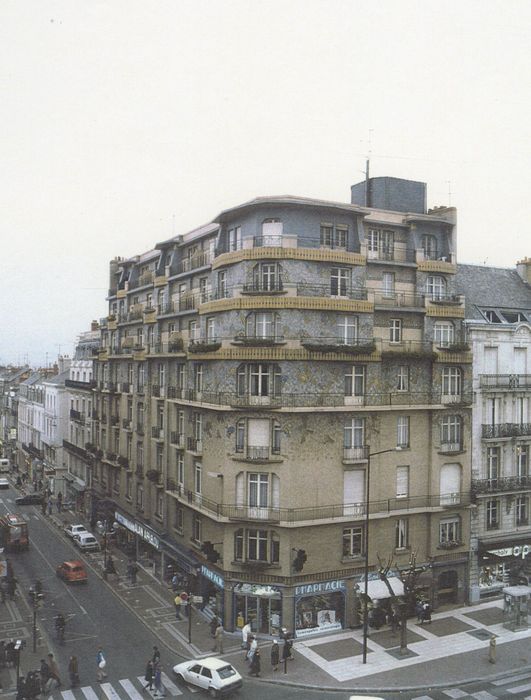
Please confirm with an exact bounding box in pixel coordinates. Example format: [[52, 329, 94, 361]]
[[456, 260, 531, 601], [0, 366, 31, 464], [92, 176, 472, 637]]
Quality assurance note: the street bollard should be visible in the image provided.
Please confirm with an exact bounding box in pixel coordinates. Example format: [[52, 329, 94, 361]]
[[489, 634, 496, 664]]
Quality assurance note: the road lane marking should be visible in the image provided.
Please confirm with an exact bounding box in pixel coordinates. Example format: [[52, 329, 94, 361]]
[[100, 682, 120, 700], [81, 687, 99, 700], [161, 672, 181, 695], [60, 691, 76, 700], [120, 679, 146, 700]]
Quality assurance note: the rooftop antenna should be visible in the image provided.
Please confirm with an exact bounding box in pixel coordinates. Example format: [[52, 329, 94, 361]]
[[365, 129, 374, 207]]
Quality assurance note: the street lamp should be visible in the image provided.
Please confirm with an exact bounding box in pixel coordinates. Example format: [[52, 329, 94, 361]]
[[361, 446, 402, 665]]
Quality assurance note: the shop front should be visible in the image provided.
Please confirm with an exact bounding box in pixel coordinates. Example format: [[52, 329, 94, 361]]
[[114, 511, 163, 576], [294, 579, 346, 638], [233, 583, 282, 636], [201, 565, 225, 623], [478, 539, 531, 598]]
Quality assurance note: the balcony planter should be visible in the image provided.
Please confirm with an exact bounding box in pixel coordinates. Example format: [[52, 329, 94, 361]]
[[437, 541, 463, 550], [382, 350, 437, 361], [302, 341, 376, 355], [94, 449, 103, 459], [188, 341, 221, 353], [444, 343, 470, 353], [117, 456, 129, 468], [232, 334, 284, 346], [146, 469, 161, 483], [169, 337, 184, 352], [85, 442, 96, 453]]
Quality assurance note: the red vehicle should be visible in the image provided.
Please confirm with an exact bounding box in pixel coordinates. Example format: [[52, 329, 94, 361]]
[[56, 560, 88, 584], [0, 514, 29, 551]]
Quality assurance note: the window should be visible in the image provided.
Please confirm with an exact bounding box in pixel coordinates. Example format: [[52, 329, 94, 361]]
[[206, 317, 216, 342], [157, 363, 165, 388], [442, 367, 462, 397], [199, 277, 209, 303], [389, 319, 402, 344], [137, 364, 145, 392], [320, 223, 348, 248], [192, 412, 202, 442], [343, 527, 363, 557], [136, 402, 144, 430], [482, 309, 502, 323], [338, 316, 358, 344], [397, 365, 409, 392], [248, 529, 268, 560], [249, 473, 269, 508], [382, 272, 395, 297], [136, 485, 144, 510], [395, 519, 409, 549], [234, 529, 279, 563], [177, 410, 184, 436], [261, 218, 283, 245], [434, 322, 455, 348], [253, 263, 281, 292], [192, 514, 202, 542], [486, 499, 499, 530], [344, 418, 365, 460], [177, 364, 186, 390], [228, 226, 242, 251], [345, 365, 365, 398], [422, 234, 438, 260], [237, 363, 281, 400], [128, 363, 134, 384], [136, 442, 144, 469], [189, 320, 198, 341], [331, 267, 350, 296], [177, 451, 184, 486], [194, 462, 202, 494], [516, 496, 528, 525], [246, 312, 278, 340], [426, 276, 446, 301], [235, 420, 245, 453], [174, 505, 184, 533], [126, 473, 132, 500], [517, 445, 528, 477], [439, 517, 460, 544], [368, 228, 394, 259], [155, 492, 164, 519], [440, 415, 462, 450], [194, 364, 203, 393], [272, 421, 281, 454], [396, 466, 409, 498], [397, 416, 410, 448], [217, 271, 227, 298], [487, 446, 499, 483], [440, 463, 461, 505]]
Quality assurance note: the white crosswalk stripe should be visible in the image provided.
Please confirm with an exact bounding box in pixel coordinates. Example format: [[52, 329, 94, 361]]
[[100, 682, 122, 700], [49, 676, 199, 700], [60, 692, 76, 700], [121, 679, 149, 700], [80, 687, 99, 700], [136, 675, 183, 697]]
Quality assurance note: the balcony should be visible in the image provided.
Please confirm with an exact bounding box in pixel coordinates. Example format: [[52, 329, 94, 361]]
[[246, 446, 271, 461], [343, 446, 368, 462], [62, 439, 90, 462], [426, 293, 463, 305], [105, 451, 117, 463], [110, 415, 120, 426], [372, 290, 426, 309], [472, 475, 531, 494], [480, 374, 531, 390], [70, 408, 82, 421], [242, 280, 285, 294], [170, 431, 184, 446], [367, 246, 417, 263], [174, 251, 212, 275], [232, 334, 285, 347], [482, 423, 531, 439], [163, 485, 471, 524], [297, 283, 367, 300], [188, 339, 222, 354], [301, 337, 375, 355], [439, 441, 464, 454], [151, 427, 164, 440], [187, 437, 202, 453], [65, 378, 96, 390]]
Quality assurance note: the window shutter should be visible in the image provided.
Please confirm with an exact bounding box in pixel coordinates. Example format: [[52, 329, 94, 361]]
[[343, 470, 364, 516], [396, 466, 409, 498], [440, 463, 461, 505], [248, 419, 270, 447], [272, 474, 280, 509]]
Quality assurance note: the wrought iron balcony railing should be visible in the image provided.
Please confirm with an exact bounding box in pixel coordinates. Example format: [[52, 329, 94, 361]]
[[480, 374, 531, 389], [482, 423, 531, 439], [471, 475, 531, 494]]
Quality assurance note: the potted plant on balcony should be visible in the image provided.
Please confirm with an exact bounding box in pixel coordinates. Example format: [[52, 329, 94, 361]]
[[146, 469, 161, 483], [188, 339, 222, 353]]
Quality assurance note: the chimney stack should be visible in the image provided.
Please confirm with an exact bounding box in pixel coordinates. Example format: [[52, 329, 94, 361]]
[[516, 257, 531, 285]]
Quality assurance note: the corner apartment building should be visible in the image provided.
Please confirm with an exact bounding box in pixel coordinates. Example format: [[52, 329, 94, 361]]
[[0, 366, 31, 463], [92, 176, 472, 637], [456, 260, 531, 601]]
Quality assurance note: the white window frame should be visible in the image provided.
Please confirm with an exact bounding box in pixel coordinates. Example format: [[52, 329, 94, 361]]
[[390, 319, 402, 344], [426, 276, 446, 301], [395, 518, 409, 549], [343, 526, 363, 557], [396, 465, 409, 499], [439, 517, 460, 544], [338, 316, 358, 344], [331, 268, 350, 297], [397, 416, 410, 448], [397, 365, 409, 392], [434, 322, 455, 348]]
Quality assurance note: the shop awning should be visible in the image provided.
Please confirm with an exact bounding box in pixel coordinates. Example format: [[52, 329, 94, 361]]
[[360, 576, 404, 600]]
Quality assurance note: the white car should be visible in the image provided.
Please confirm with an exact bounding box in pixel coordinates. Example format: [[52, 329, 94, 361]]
[[64, 524, 89, 539], [0, 478, 9, 489], [73, 532, 100, 552], [173, 657, 242, 697]]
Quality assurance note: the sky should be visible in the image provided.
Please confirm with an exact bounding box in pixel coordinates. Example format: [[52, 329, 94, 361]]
[[1, 0, 530, 366]]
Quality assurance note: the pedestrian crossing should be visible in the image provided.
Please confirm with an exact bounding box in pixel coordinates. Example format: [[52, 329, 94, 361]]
[[409, 670, 531, 699], [41, 673, 199, 699]]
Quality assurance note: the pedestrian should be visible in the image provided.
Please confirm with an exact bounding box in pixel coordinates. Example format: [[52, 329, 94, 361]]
[[270, 640, 279, 672], [96, 647, 107, 682], [47, 497, 53, 515], [153, 662, 165, 697], [421, 602, 432, 624], [152, 646, 160, 664], [174, 593, 183, 620], [41, 498, 47, 516], [171, 573, 180, 592], [209, 614, 219, 638], [5, 640, 15, 667], [68, 655, 79, 688], [241, 620, 251, 650], [105, 555, 119, 581], [39, 659, 50, 694], [7, 575, 17, 601], [57, 492, 63, 513], [127, 559, 138, 584], [282, 636, 294, 663], [143, 660, 154, 690], [46, 652, 62, 690], [0, 577, 8, 603], [249, 648, 261, 677], [212, 622, 224, 654], [415, 598, 423, 622], [246, 635, 257, 663]]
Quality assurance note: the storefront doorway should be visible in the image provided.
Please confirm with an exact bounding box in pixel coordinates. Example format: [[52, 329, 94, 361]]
[[233, 584, 281, 635]]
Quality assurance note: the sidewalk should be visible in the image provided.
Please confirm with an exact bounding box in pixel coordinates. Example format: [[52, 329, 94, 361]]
[[3, 498, 531, 695]]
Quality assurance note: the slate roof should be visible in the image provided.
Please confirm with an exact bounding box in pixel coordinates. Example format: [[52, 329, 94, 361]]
[[456, 263, 531, 321]]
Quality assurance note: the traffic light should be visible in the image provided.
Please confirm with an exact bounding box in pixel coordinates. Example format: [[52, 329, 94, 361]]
[[293, 549, 307, 572], [201, 541, 220, 563]]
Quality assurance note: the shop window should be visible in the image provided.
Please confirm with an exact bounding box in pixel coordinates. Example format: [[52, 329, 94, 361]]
[[342, 526, 363, 558], [486, 499, 499, 530], [395, 518, 409, 549]]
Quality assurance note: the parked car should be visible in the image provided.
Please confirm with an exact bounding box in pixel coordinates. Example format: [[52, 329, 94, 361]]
[[15, 493, 44, 505], [64, 524, 89, 539], [0, 478, 9, 489], [173, 657, 242, 697], [73, 533, 100, 552], [56, 560, 88, 584]]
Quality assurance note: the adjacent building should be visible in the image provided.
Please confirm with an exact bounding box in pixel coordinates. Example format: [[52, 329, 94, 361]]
[[91, 176, 473, 636], [456, 260, 531, 600]]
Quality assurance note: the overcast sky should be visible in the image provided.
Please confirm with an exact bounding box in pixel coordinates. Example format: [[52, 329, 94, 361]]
[[1, 0, 530, 366]]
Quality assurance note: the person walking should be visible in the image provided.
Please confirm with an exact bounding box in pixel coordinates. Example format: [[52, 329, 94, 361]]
[[47, 497, 53, 515], [152, 646, 160, 664], [143, 660, 154, 691], [46, 653, 62, 690], [7, 576, 17, 601], [209, 614, 219, 638], [57, 491, 63, 513], [212, 622, 224, 654], [153, 662, 165, 697], [249, 648, 261, 677], [241, 620, 251, 650], [96, 647, 107, 682], [127, 559, 138, 584], [282, 636, 294, 663], [270, 640, 279, 672], [246, 635, 257, 663], [39, 658, 50, 693], [174, 594, 183, 620], [68, 655, 79, 688]]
